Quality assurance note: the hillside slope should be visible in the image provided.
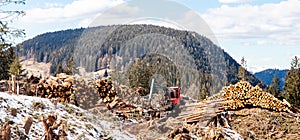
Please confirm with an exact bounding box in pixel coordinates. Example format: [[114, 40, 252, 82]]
[[254, 69, 288, 89], [0, 92, 134, 139]]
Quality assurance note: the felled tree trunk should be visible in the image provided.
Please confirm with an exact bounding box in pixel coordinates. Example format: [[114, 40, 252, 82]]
[[1, 122, 11, 140], [41, 115, 65, 140], [23, 116, 33, 135]]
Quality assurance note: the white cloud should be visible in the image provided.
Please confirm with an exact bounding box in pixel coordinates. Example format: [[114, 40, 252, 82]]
[[202, 0, 300, 46], [22, 0, 124, 23], [77, 17, 95, 28], [44, 2, 64, 8], [87, 2, 141, 27], [218, 0, 253, 3], [248, 66, 268, 73]]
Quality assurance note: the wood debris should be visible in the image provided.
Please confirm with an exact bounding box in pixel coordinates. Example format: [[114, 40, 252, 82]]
[[177, 99, 231, 123], [9, 108, 17, 117], [23, 116, 33, 135], [95, 77, 163, 120], [40, 114, 67, 140], [0, 122, 11, 140], [170, 112, 243, 140]]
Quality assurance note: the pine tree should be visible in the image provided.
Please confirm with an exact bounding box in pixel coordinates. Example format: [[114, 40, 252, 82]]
[[8, 56, 24, 79], [238, 57, 247, 81], [290, 56, 300, 69], [8, 56, 24, 94], [55, 64, 64, 76], [0, 47, 15, 79], [284, 56, 300, 108], [128, 60, 153, 95], [66, 56, 77, 75], [103, 69, 108, 77], [268, 74, 280, 98]]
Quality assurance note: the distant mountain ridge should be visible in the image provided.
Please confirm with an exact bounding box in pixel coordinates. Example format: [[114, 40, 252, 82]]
[[254, 69, 288, 89], [17, 24, 265, 98]]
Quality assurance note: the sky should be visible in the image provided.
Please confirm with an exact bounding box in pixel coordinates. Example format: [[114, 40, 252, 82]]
[[2, 0, 300, 73]]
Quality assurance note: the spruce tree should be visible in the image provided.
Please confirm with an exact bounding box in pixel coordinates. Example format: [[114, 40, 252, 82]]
[[8, 56, 24, 79], [128, 60, 153, 95], [284, 56, 300, 108], [55, 64, 64, 76], [238, 57, 247, 81], [8, 56, 24, 94], [66, 56, 77, 75], [268, 74, 280, 98]]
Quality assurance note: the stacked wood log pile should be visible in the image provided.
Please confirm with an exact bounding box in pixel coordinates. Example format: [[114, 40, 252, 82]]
[[18, 75, 40, 96], [0, 80, 9, 92], [179, 81, 297, 124], [73, 78, 100, 109], [95, 78, 139, 119], [72, 77, 142, 110], [27, 73, 77, 105], [209, 80, 294, 113], [116, 85, 144, 106], [95, 77, 117, 103]]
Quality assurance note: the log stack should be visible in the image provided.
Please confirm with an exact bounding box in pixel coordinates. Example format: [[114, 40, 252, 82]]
[[95, 78, 137, 119], [0, 80, 9, 92], [73, 78, 100, 109], [116, 85, 146, 107], [177, 81, 296, 130], [95, 77, 117, 103], [27, 73, 77, 105], [217, 81, 293, 113]]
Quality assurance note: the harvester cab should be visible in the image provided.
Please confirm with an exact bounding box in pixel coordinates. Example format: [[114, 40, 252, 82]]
[[165, 87, 181, 106]]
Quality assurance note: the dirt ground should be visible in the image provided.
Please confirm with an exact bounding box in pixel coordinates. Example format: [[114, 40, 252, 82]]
[[230, 108, 300, 140], [118, 107, 300, 139]]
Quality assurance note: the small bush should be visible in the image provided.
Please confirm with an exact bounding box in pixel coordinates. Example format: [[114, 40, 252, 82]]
[[31, 101, 45, 110]]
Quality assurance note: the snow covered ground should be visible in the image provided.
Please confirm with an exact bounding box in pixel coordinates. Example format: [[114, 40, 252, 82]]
[[0, 92, 135, 139]]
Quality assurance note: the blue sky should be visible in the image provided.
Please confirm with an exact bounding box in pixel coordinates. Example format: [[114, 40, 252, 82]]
[[3, 0, 300, 72]]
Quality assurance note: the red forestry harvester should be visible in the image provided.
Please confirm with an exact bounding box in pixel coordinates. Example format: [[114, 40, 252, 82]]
[[165, 87, 181, 106], [148, 79, 181, 111]]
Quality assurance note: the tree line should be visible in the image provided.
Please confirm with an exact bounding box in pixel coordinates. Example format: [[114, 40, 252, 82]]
[[248, 56, 300, 108], [0, 0, 25, 80]]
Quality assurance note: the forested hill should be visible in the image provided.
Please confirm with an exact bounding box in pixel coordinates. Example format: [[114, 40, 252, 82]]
[[18, 24, 265, 98], [254, 69, 288, 89], [18, 28, 85, 62]]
